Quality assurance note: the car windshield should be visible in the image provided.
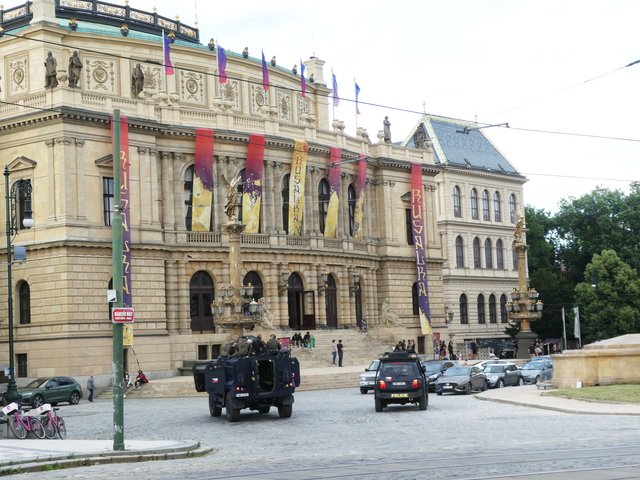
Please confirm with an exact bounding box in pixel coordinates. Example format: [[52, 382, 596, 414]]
[[422, 362, 443, 374], [367, 360, 380, 371], [379, 363, 418, 378], [443, 366, 470, 376], [484, 365, 506, 373], [23, 378, 48, 388]]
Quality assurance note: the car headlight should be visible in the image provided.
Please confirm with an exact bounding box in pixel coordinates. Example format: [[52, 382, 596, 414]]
[[428, 374, 438, 381], [486, 374, 498, 381]]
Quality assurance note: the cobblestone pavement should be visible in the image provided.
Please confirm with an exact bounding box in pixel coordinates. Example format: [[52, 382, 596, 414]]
[[5, 388, 640, 479]]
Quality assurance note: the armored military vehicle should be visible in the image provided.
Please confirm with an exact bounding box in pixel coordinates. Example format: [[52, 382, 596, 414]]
[[193, 349, 301, 422]]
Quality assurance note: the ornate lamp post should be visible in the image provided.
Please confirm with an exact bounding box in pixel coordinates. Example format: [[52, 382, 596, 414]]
[[4, 166, 34, 402], [507, 217, 543, 359]]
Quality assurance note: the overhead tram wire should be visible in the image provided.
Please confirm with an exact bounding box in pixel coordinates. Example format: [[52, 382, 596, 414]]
[[3, 33, 640, 146]]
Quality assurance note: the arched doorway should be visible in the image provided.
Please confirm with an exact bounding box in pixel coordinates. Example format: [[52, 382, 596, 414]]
[[190, 271, 214, 332], [354, 276, 363, 327], [287, 273, 316, 330], [325, 274, 337, 328]]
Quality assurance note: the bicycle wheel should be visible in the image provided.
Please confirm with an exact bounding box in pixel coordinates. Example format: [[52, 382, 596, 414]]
[[42, 416, 57, 439], [29, 417, 46, 439], [8, 415, 28, 439], [56, 417, 67, 439]]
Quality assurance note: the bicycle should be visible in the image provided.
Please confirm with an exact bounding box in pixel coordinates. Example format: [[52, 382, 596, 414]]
[[37, 403, 66, 439], [1, 402, 46, 439]]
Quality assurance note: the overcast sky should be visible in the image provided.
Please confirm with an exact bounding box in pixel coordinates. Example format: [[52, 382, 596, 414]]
[[27, 0, 640, 213]]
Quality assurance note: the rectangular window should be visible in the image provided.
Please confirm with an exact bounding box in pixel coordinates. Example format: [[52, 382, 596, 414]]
[[406, 208, 414, 245], [197, 345, 209, 360], [103, 177, 115, 226], [17, 353, 27, 378]]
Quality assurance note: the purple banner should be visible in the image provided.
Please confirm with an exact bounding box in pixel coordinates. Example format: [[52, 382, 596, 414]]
[[411, 162, 431, 334]]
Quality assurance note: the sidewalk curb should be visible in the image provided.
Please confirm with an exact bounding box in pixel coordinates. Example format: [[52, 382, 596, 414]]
[[0, 441, 213, 476], [475, 394, 640, 415]]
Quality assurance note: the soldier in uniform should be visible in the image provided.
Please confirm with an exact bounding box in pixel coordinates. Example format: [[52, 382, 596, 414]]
[[266, 334, 280, 351]]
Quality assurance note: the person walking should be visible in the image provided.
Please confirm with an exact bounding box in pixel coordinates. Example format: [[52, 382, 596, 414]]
[[336, 339, 344, 367], [87, 374, 95, 402], [331, 339, 337, 365], [448, 340, 454, 359]]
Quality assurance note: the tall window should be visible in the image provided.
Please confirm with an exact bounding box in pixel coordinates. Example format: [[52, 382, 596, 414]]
[[406, 208, 414, 245], [494, 191, 502, 222], [18, 280, 30, 325], [17, 353, 27, 378], [103, 177, 114, 226], [183, 165, 194, 230], [455, 236, 464, 267], [318, 179, 330, 234], [470, 188, 478, 219], [189, 271, 214, 332], [500, 294, 508, 323], [509, 194, 517, 224], [489, 294, 497, 323], [282, 174, 290, 233], [473, 237, 481, 269], [496, 239, 504, 269], [484, 238, 492, 269], [16, 180, 32, 231], [348, 184, 356, 237], [482, 190, 490, 221], [477, 294, 486, 324], [411, 283, 419, 315], [459, 294, 468, 324], [512, 241, 518, 270], [453, 186, 462, 218]]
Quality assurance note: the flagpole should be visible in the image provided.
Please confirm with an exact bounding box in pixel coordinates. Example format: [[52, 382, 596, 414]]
[[561, 307, 567, 352], [331, 69, 335, 121], [354, 78, 358, 130]]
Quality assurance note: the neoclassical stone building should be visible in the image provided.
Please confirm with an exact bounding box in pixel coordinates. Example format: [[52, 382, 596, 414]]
[[0, 0, 526, 380]]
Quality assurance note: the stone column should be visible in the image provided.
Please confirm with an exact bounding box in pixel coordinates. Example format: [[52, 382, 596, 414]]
[[274, 163, 284, 232], [46, 139, 56, 223], [305, 169, 314, 235], [165, 259, 178, 334], [149, 149, 160, 226], [138, 147, 151, 225], [262, 160, 272, 233], [339, 173, 348, 238], [315, 263, 327, 327], [56, 137, 73, 221], [177, 260, 190, 333], [161, 151, 176, 242], [75, 138, 86, 221]]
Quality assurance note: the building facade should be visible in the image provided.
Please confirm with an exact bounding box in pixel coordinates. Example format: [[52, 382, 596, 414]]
[[0, 0, 525, 381]]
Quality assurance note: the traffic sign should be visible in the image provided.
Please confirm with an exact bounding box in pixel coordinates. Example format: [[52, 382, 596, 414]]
[[112, 307, 135, 324]]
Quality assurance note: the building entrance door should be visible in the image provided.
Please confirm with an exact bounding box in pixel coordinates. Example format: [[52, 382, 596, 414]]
[[287, 273, 304, 330], [302, 291, 316, 330], [325, 274, 337, 328]]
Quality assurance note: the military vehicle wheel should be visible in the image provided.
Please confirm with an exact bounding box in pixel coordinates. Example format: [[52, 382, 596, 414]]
[[278, 404, 292, 418], [258, 406, 270, 414], [209, 396, 222, 417], [418, 392, 427, 411], [374, 397, 383, 412], [226, 394, 240, 423]]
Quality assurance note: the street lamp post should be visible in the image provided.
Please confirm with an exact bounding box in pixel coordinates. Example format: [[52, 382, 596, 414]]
[[4, 165, 34, 403], [507, 217, 543, 359]]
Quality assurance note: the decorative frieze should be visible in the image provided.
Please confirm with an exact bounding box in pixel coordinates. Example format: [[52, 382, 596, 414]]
[[84, 58, 116, 93], [179, 70, 205, 104], [9, 57, 28, 95]]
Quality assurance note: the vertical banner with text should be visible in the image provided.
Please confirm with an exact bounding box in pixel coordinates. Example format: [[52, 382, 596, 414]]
[[119, 116, 132, 310], [324, 147, 342, 238], [288, 141, 308, 236], [353, 155, 367, 241], [191, 128, 215, 231], [242, 134, 265, 233], [411, 162, 432, 335]]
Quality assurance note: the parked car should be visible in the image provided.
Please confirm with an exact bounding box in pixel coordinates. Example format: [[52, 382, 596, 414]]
[[18, 377, 83, 408], [472, 359, 510, 370], [373, 352, 428, 412], [358, 360, 381, 394], [435, 365, 487, 395], [483, 363, 524, 388], [520, 359, 553, 385], [421, 360, 457, 392]]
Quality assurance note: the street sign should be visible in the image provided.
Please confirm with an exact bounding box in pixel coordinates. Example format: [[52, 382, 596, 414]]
[[112, 307, 135, 324]]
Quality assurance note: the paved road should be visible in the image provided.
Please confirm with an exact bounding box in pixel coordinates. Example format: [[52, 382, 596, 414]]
[[6, 388, 640, 479]]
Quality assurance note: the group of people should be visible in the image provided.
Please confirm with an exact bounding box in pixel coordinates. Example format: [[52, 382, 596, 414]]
[[393, 339, 417, 353], [291, 331, 316, 349], [222, 334, 281, 357], [124, 370, 148, 394], [331, 339, 344, 367], [437, 340, 456, 360]]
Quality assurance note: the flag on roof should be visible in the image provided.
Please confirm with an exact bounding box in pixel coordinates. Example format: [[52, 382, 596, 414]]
[[261, 50, 269, 90], [300, 60, 306, 98], [217, 44, 227, 84], [163, 31, 174, 76], [355, 80, 361, 114], [332, 72, 339, 107]]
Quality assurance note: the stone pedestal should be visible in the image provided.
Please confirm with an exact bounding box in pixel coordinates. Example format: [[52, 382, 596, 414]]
[[516, 330, 537, 359]]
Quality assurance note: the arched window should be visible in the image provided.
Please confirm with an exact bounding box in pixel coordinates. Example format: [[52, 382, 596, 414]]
[[470, 188, 478, 220], [489, 294, 497, 323], [242, 271, 264, 302], [411, 283, 419, 315], [496, 239, 504, 269], [482, 190, 490, 221], [494, 191, 502, 222], [282, 174, 290, 233], [184, 165, 194, 230], [453, 186, 462, 217], [459, 294, 468, 324], [189, 271, 214, 332], [484, 238, 492, 269], [325, 274, 338, 328], [318, 179, 330, 234], [477, 294, 486, 324], [18, 280, 30, 325], [500, 294, 508, 323], [348, 184, 356, 237], [509, 194, 517, 224], [473, 237, 481, 269], [512, 241, 518, 270], [455, 236, 464, 268]]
